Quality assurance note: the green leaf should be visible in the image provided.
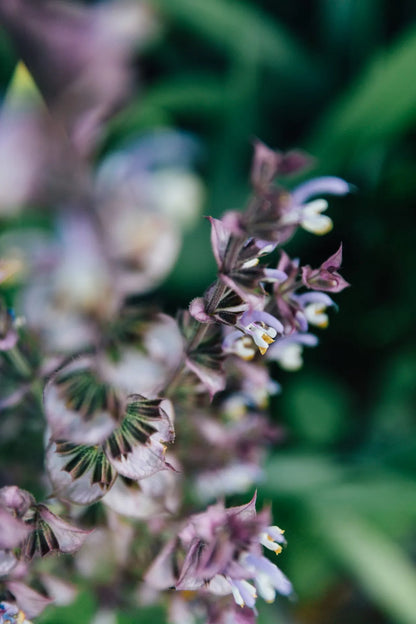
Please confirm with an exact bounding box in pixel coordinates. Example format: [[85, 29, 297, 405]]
[[309, 508, 416, 624], [108, 74, 227, 144], [315, 472, 416, 536], [151, 0, 317, 76], [38, 590, 96, 624], [118, 605, 165, 624], [4, 61, 44, 111], [263, 452, 346, 497], [309, 25, 416, 169], [280, 373, 350, 446]]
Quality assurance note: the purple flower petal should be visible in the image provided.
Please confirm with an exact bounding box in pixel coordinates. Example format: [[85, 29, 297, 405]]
[[6, 581, 52, 618], [46, 442, 114, 505], [295, 292, 335, 307], [262, 268, 287, 283], [0, 507, 30, 550], [0, 486, 34, 516], [322, 243, 343, 270], [292, 176, 350, 205], [240, 310, 284, 336], [209, 217, 231, 269], [189, 297, 212, 323], [0, 550, 18, 576], [37, 505, 92, 554]]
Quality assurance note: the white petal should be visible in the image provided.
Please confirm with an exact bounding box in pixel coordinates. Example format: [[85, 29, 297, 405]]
[[45, 443, 112, 505], [277, 344, 303, 371], [301, 214, 333, 235], [106, 439, 170, 481], [255, 573, 276, 603]]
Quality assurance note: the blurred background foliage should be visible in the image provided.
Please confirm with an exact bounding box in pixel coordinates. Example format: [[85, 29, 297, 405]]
[[1, 0, 416, 622]]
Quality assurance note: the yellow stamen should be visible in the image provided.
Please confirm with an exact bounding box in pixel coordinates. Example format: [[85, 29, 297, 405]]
[[242, 258, 260, 269], [262, 333, 275, 345], [242, 353, 255, 361], [181, 590, 197, 601], [258, 346, 267, 355], [17, 611, 27, 624]]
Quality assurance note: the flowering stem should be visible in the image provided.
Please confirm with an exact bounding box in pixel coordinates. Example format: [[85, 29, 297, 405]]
[[7, 346, 32, 379], [164, 236, 245, 396]]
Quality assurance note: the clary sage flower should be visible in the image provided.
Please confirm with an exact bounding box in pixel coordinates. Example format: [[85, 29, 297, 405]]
[[146, 495, 291, 615]]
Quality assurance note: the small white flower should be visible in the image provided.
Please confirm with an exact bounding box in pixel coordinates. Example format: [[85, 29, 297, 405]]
[[300, 199, 333, 235], [304, 302, 329, 328], [244, 322, 277, 355]]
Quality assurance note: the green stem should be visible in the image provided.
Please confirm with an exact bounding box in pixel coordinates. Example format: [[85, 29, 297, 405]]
[[8, 346, 32, 379]]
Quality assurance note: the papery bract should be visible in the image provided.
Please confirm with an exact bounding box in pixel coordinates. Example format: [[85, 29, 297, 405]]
[[302, 244, 350, 292], [145, 495, 291, 613]]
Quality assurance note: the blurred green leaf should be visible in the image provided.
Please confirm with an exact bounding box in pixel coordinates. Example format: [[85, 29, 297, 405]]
[[281, 373, 350, 446], [38, 590, 96, 624], [151, 0, 318, 77], [286, 531, 336, 600], [309, 25, 416, 169], [319, 0, 382, 68], [118, 605, 165, 624], [108, 74, 228, 145], [0, 29, 17, 84], [310, 508, 416, 624], [263, 452, 346, 497], [316, 472, 416, 535], [258, 602, 292, 624]]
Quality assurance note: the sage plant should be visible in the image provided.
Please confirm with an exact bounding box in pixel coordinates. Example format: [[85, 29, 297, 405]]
[[0, 2, 350, 623]]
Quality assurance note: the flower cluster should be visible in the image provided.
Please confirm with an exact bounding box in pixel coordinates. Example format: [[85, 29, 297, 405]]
[[146, 495, 291, 622], [0, 486, 90, 621], [0, 3, 350, 622]]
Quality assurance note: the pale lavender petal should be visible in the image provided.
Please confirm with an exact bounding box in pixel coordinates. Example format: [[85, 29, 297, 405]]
[[0, 550, 18, 576], [251, 140, 280, 187], [102, 470, 179, 519], [143, 314, 184, 372], [44, 357, 117, 446], [0, 507, 30, 549], [292, 176, 350, 205], [0, 327, 18, 350], [6, 581, 52, 618], [0, 385, 31, 410], [144, 539, 177, 590], [39, 573, 78, 607], [0, 486, 34, 515], [255, 239, 278, 255], [220, 274, 265, 310], [227, 492, 258, 523], [37, 505, 92, 553], [106, 437, 172, 481], [322, 243, 343, 270], [295, 292, 335, 307], [240, 310, 284, 335], [232, 605, 257, 624], [262, 268, 287, 283], [275, 333, 319, 348], [222, 329, 245, 349], [266, 333, 318, 363], [189, 297, 212, 323], [185, 355, 226, 399], [209, 217, 231, 268], [265, 526, 286, 544], [46, 442, 112, 505], [295, 310, 308, 332], [168, 594, 196, 624], [245, 554, 292, 596], [231, 579, 257, 608]]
